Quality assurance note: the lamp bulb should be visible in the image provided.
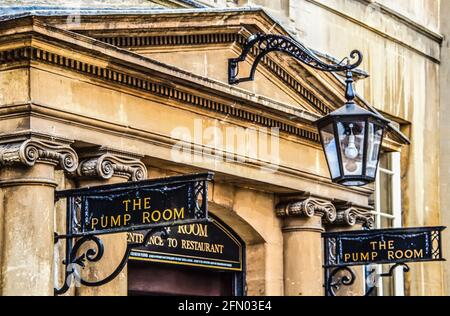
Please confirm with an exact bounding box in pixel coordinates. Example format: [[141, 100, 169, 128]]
[[344, 124, 359, 160]]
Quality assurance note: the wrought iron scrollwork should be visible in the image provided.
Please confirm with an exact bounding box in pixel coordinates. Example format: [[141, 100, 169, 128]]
[[364, 263, 410, 296], [54, 227, 169, 295], [193, 180, 208, 219], [325, 263, 410, 296], [326, 266, 356, 296], [228, 33, 363, 85], [431, 229, 443, 259]]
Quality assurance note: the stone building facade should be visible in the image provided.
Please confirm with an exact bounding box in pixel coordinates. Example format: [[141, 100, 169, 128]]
[[0, 0, 447, 296]]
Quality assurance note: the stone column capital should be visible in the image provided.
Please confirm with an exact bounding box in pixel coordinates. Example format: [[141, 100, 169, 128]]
[[76, 147, 147, 181], [276, 196, 337, 224], [0, 133, 78, 172], [330, 201, 375, 229]]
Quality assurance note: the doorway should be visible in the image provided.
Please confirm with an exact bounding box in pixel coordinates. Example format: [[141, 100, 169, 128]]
[[126, 213, 245, 296], [128, 261, 239, 296]]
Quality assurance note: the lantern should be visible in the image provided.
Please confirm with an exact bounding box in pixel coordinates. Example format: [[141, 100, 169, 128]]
[[315, 72, 390, 186]]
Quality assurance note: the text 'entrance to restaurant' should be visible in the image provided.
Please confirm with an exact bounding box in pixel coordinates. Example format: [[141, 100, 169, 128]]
[[127, 213, 245, 296]]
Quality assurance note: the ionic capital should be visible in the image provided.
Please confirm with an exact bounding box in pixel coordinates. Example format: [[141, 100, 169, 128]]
[[331, 202, 374, 229], [0, 135, 78, 172], [76, 147, 147, 181], [276, 197, 337, 223]]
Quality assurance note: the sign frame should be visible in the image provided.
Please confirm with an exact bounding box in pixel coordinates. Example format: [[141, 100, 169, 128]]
[[322, 226, 446, 296], [56, 172, 213, 238], [53, 172, 214, 295], [323, 226, 446, 268]]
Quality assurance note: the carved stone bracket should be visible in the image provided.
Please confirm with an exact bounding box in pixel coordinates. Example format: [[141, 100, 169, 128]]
[[0, 136, 78, 172], [76, 147, 147, 181], [331, 201, 374, 229], [276, 197, 337, 224]]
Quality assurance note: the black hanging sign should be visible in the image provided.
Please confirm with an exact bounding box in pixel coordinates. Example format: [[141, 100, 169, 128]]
[[323, 226, 445, 268], [127, 214, 244, 271], [54, 172, 214, 295], [56, 172, 213, 237]]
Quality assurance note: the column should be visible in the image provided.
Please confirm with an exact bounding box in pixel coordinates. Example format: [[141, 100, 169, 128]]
[[73, 147, 147, 296], [276, 196, 336, 296], [326, 202, 374, 296], [0, 134, 78, 295]]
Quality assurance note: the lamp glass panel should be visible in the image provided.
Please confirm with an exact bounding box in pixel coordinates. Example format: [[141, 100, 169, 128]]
[[337, 120, 366, 177], [320, 123, 341, 179], [366, 122, 384, 178]]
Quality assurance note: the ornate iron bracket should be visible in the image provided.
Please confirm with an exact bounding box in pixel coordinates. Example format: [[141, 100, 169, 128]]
[[364, 263, 410, 296], [228, 33, 363, 85], [54, 227, 169, 295], [325, 263, 410, 296]]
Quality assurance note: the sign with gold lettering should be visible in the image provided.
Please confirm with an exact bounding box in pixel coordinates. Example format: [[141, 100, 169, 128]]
[[128, 214, 244, 271], [323, 226, 445, 267], [56, 173, 213, 236]]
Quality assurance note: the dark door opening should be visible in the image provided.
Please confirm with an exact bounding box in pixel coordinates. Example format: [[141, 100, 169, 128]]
[[128, 261, 237, 296]]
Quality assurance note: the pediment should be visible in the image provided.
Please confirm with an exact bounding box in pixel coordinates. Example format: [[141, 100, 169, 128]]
[[35, 9, 353, 117]]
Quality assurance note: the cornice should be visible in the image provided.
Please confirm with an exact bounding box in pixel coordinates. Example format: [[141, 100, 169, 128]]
[[305, 0, 441, 63], [0, 44, 321, 145], [355, 0, 442, 43], [0, 102, 374, 200]]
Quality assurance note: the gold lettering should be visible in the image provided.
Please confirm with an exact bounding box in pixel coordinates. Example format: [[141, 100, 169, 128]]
[[148, 235, 164, 246], [162, 209, 172, 221], [177, 224, 208, 237], [142, 212, 150, 223], [123, 200, 131, 212], [151, 210, 161, 222], [371, 252, 378, 261], [101, 216, 108, 228], [127, 233, 143, 243], [360, 252, 369, 261], [388, 251, 394, 260], [178, 225, 187, 234], [370, 241, 377, 250], [111, 215, 121, 227], [344, 254, 351, 262], [144, 197, 151, 209], [404, 250, 413, 259], [388, 240, 394, 249], [414, 249, 423, 258], [179, 239, 225, 254], [199, 224, 208, 237], [378, 241, 387, 250], [395, 250, 403, 258], [91, 217, 98, 230], [124, 214, 131, 226], [133, 198, 141, 211], [174, 207, 184, 219]]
